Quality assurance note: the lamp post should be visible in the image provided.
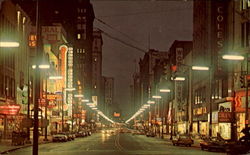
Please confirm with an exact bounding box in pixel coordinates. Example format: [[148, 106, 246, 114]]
[[152, 95, 161, 136], [222, 54, 246, 139], [74, 94, 83, 131], [43, 75, 63, 140], [61, 88, 76, 132], [173, 65, 209, 135], [159, 89, 171, 139]]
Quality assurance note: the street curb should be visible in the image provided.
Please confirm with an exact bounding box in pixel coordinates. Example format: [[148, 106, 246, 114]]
[[0, 141, 51, 154]]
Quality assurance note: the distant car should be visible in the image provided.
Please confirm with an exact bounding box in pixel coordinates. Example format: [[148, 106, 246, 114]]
[[172, 135, 194, 147], [58, 132, 71, 141], [52, 134, 68, 142], [200, 137, 230, 152]]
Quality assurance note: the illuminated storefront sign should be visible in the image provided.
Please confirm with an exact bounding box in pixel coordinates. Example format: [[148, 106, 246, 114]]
[[67, 47, 73, 116], [218, 112, 232, 122], [42, 26, 61, 44], [193, 107, 207, 116], [0, 104, 21, 115]]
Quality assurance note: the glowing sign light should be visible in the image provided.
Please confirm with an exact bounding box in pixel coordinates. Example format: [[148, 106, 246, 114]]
[[0, 104, 21, 115]]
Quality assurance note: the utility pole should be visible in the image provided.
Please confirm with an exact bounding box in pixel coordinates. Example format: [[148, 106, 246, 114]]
[[33, 0, 41, 154]]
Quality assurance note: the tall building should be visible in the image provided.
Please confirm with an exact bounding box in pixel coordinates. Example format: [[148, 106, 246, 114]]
[[138, 49, 168, 132], [193, 0, 229, 137], [15, 0, 95, 123], [168, 40, 193, 135], [103, 77, 114, 116], [92, 29, 103, 107], [139, 49, 168, 107], [0, 0, 32, 138]]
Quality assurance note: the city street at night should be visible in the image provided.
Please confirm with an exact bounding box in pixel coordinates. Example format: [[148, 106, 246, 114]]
[[2, 0, 250, 154], [6, 131, 225, 155]]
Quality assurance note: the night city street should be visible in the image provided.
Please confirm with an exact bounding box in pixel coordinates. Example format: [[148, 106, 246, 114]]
[[2, 0, 250, 154], [6, 131, 225, 155]]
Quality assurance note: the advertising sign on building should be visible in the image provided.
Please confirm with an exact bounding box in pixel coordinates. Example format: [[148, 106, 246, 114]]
[[0, 104, 21, 115], [42, 26, 61, 44], [212, 1, 228, 72], [218, 112, 232, 122], [67, 47, 74, 117]]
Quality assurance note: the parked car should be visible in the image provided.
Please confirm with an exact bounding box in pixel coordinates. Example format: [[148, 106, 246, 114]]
[[172, 135, 194, 147], [146, 131, 156, 137], [76, 131, 87, 137], [66, 132, 75, 140], [52, 133, 68, 142], [86, 129, 92, 136], [200, 137, 227, 151]]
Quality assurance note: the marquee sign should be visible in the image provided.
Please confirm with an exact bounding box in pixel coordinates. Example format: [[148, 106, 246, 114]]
[[0, 104, 21, 115]]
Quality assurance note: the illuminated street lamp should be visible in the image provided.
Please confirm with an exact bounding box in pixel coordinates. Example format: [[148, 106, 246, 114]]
[[0, 41, 19, 47], [222, 54, 244, 61], [159, 89, 171, 93], [152, 95, 162, 99], [74, 94, 84, 98], [81, 99, 90, 102], [172, 77, 185, 81], [147, 100, 155, 104], [49, 76, 63, 80], [191, 65, 209, 71]]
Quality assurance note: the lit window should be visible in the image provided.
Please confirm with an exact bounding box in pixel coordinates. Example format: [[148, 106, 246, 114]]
[[77, 33, 81, 39]]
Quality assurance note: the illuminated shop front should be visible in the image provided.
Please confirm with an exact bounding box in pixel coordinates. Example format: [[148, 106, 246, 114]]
[[218, 101, 232, 139]]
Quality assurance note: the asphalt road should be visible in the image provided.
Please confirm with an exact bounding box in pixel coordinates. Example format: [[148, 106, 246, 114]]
[[8, 132, 226, 155]]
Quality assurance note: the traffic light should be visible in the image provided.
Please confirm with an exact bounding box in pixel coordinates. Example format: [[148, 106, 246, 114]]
[[240, 75, 245, 88]]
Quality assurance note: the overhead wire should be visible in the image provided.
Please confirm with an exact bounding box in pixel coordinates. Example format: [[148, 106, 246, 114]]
[[96, 7, 192, 18], [98, 28, 147, 53], [95, 17, 148, 49]]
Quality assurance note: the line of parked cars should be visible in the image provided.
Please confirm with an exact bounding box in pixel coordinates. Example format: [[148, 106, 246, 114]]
[[52, 130, 92, 142]]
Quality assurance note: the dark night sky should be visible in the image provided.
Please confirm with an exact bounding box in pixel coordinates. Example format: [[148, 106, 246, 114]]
[[92, 1, 193, 117]]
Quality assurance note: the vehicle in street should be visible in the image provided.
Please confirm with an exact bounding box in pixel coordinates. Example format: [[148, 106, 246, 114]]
[[76, 131, 88, 137], [200, 137, 227, 151], [172, 135, 194, 147], [52, 133, 68, 142], [146, 131, 156, 137], [132, 130, 144, 135]]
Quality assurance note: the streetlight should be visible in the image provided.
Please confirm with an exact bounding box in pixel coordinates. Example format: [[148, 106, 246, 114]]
[[0, 41, 20, 47], [74, 93, 83, 131], [82, 99, 90, 102], [159, 88, 171, 139], [152, 95, 162, 99]]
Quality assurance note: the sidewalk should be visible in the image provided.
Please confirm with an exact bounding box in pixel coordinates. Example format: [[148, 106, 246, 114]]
[[0, 136, 52, 154]]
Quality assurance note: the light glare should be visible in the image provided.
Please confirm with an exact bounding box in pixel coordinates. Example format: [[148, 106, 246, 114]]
[[222, 54, 244, 61], [0, 41, 19, 47]]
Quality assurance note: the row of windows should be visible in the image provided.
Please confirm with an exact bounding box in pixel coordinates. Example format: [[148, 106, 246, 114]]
[[194, 87, 206, 104], [77, 8, 87, 14], [77, 48, 85, 53]]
